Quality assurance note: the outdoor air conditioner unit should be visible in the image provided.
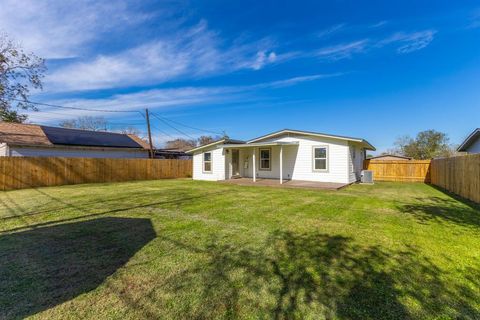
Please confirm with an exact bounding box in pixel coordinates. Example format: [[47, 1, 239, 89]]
[[361, 170, 374, 184]]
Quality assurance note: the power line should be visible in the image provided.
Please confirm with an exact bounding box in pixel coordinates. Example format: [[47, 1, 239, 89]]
[[15, 98, 221, 142], [150, 124, 176, 139], [16, 98, 222, 136], [29, 110, 146, 123], [151, 112, 223, 135], [12, 98, 143, 114], [150, 113, 196, 140]]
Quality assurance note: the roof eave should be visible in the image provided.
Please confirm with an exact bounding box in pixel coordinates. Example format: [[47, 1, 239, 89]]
[[457, 129, 480, 152], [248, 129, 376, 150], [223, 141, 300, 148], [361, 140, 376, 151], [6, 143, 147, 151], [185, 139, 224, 154]]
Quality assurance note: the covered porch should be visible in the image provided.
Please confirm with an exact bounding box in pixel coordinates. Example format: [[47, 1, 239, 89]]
[[221, 178, 348, 190], [223, 141, 298, 184]]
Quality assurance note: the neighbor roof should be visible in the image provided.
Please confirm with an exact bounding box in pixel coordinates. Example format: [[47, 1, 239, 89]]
[[457, 128, 480, 152], [0, 122, 149, 149], [0, 123, 52, 146], [368, 154, 412, 160], [248, 129, 376, 150]]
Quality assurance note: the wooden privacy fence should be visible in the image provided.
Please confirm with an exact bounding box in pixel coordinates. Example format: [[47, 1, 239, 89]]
[[0, 157, 192, 191], [363, 159, 432, 182], [430, 154, 480, 204]]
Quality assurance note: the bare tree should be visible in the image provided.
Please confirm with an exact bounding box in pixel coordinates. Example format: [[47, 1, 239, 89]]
[[59, 116, 108, 131], [198, 135, 220, 146], [165, 138, 197, 151], [118, 126, 142, 136], [0, 33, 46, 122]]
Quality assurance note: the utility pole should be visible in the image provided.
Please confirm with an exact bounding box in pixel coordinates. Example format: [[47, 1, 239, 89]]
[[145, 108, 154, 159]]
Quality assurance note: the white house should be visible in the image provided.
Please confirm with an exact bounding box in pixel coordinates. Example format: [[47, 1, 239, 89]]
[[457, 128, 480, 154], [0, 123, 150, 158], [187, 129, 375, 184]]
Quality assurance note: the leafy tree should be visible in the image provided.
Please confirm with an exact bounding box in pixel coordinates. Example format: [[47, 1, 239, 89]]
[[0, 34, 46, 122], [394, 130, 455, 159], [59, 116, 108, 131]]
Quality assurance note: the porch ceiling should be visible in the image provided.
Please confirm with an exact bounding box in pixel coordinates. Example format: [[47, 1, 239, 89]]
[[222, 141, 299, 148]]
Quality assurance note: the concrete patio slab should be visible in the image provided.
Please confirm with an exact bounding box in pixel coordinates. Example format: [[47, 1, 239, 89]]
[[221, 178, 348, 190]]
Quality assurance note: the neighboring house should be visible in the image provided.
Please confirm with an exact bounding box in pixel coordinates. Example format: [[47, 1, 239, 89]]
[[154, 148, 191, 159], [457, 128, 480, 154], [0, 122, 150, 158], [368, 154, 412, 160], [187, 129, 375, 184]]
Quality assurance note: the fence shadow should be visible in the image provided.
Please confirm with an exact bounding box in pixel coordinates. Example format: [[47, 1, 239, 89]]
[[151, 230, 479, 319], [0, 217, 156, 319]]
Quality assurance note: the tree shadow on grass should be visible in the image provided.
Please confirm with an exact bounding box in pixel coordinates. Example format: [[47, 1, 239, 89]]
[[0, 217, 156, 319], [156, 231, 480, 319], [397, 192, 480, 229]]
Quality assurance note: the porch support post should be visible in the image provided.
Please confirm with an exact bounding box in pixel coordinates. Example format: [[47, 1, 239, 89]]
[[252, 148, 256, 182], [280, 145, 283, 184]]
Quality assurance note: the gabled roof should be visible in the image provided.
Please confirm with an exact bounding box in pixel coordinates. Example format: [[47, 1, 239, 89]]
[[0, 122, 149, 149], [457, 128, 480, 152], [186, 138, 245, 153], [186, 129, 376, 153], [0, 122, 52, 146], [248, 129, 376, 150]]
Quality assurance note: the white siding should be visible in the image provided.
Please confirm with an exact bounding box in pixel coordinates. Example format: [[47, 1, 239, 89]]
[[240, 134, 351, 183], [239, 145, 297, 180], [466, 137, 480, 153], [6, 146, 148, 158], [0, 143, 8, 156], [192, 147, 226, 181], [191, 133, 368, 184], [348, 142, 365, 183]]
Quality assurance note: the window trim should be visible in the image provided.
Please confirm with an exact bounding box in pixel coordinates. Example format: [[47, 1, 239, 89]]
[[258, 147, 271, 171], [312, 145, 329, 172], [203, 151, 212, 173]]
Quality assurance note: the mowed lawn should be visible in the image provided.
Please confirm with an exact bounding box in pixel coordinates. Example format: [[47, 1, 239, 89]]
[[0, 180, 479, 319]]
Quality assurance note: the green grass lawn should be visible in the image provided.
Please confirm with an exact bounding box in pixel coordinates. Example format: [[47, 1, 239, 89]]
[[0, 180, 479, 319]]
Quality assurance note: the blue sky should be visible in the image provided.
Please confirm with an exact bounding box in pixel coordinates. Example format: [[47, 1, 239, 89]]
[[1, 0, 479, 151]]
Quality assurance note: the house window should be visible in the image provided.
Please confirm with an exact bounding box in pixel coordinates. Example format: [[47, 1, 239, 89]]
[[259, 148, 271, 170], [351, 146, 356, 159], [313, 146, 328, 171], [203, 152, 212, 172]]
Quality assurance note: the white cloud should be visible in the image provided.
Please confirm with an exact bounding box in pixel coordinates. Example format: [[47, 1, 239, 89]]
[[311, 30, 436, 61], [380, 30, 436, 54], [0, 0, 151, 59], [369, 21, 388, 28], [316, 24, 346, 39], [46, 20, 281, 91], [253, 73, 344, 88], [28, 73, 340, 122], [251, 51, 277, 70], [315, 40, 369, 60]]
